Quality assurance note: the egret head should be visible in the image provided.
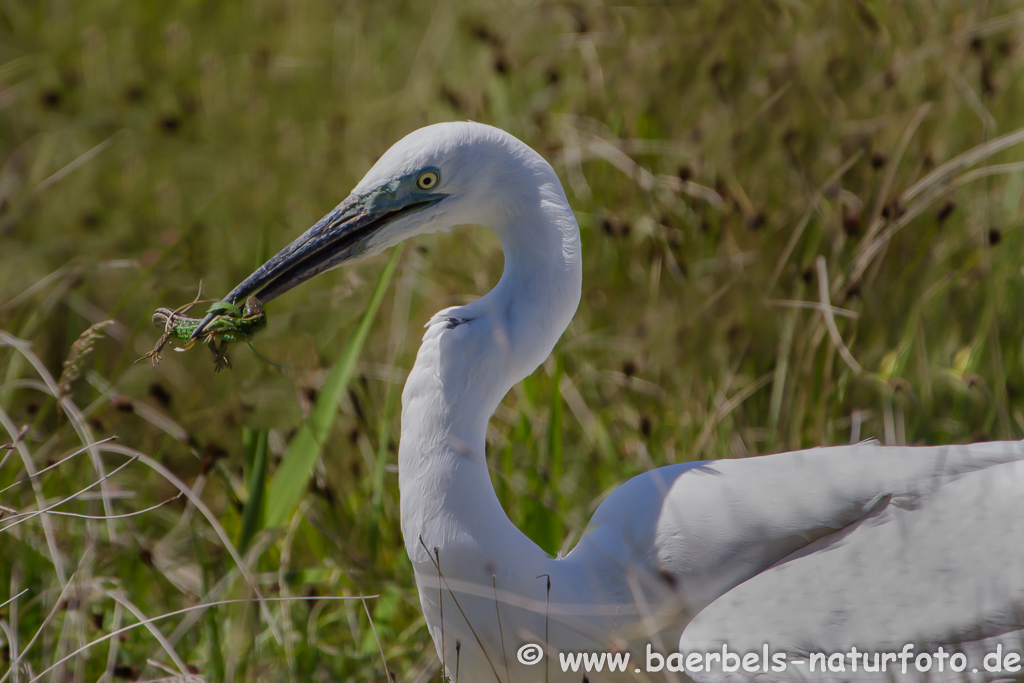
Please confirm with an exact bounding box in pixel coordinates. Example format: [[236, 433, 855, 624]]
[[202, 121, 550, 320]]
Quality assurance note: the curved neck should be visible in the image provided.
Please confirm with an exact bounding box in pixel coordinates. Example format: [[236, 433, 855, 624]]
[[398, 172, 581, 555]]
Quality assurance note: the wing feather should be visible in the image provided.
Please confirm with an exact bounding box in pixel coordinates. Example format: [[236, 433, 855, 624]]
[[676, 452, 1024, 682]]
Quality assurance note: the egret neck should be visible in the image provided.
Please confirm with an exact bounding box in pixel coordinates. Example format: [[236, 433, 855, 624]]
[[397, 151, 582, 573]]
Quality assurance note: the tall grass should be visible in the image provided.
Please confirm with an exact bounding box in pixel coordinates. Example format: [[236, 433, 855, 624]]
[[2, 1, 1024, 680]]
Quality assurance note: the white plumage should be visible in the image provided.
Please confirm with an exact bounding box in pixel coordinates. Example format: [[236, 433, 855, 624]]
[[217, 122, 1024, 682]]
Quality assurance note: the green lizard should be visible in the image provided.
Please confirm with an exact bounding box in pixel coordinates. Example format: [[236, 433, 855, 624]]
[[142, 296, 266, 371]]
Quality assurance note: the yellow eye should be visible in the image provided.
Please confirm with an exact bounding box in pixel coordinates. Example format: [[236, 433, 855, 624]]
[[416, 170, 439, 190]]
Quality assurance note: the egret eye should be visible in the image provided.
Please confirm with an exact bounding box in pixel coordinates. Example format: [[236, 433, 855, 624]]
[[416, 170, 439, 190]]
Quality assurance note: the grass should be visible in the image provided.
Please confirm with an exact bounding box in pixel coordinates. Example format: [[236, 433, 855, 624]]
[[2, 1, 1024, 681]]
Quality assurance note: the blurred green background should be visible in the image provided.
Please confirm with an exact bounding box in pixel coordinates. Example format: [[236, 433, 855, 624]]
[[2, 1, 1023, 681]]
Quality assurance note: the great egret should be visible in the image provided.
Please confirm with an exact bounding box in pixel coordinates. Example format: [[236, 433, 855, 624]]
[[197, 122, 1024, 682]]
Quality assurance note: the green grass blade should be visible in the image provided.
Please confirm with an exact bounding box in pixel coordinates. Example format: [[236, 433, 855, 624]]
[[238, 428, 268, 553], [548, 354, 564, 486], [265, 246, 403, 528]]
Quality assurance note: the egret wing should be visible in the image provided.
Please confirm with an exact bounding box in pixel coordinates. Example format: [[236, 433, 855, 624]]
[[678, 454, 1024, 682], [576, 442, 1024, 617]]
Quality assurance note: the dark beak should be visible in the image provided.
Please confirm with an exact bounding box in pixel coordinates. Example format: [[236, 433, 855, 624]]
[[190, 192, 441, 339]]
